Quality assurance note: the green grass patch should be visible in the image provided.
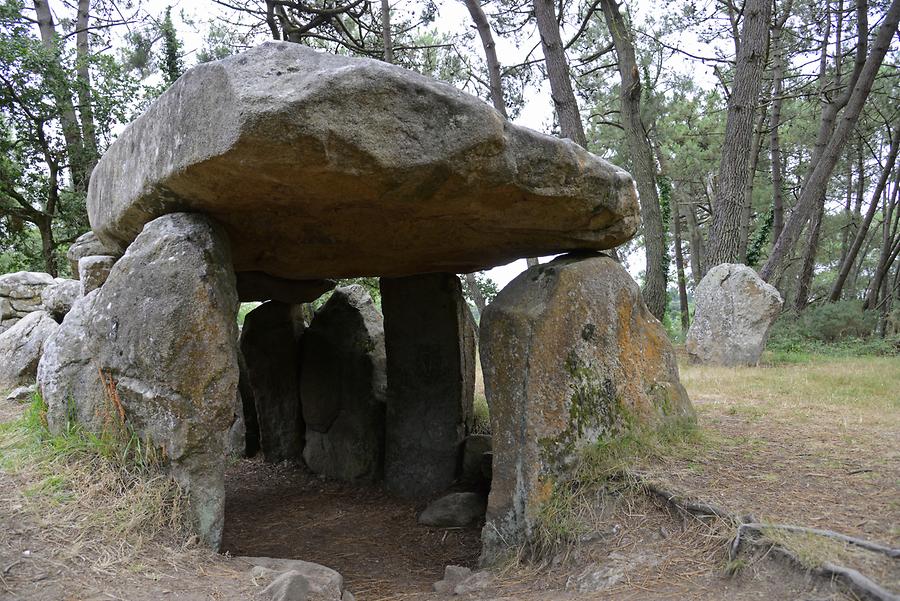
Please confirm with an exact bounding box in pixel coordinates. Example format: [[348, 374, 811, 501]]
[[530, 417, 703, 556], [0, 394, 191, 570]]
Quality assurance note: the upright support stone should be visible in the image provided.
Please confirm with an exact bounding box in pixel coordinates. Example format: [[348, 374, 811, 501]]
[[240, 301, 305, 463], [479, 253, 694, 561], [300, 285, 386, 481], [37, 213, 240, 549], [380, 274, 475, 497]]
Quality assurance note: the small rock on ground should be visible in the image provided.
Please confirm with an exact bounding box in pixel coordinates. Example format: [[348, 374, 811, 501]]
[[419, 492, 486, 528], [5, 384, 36, 403], [262, 570, 309, 601]]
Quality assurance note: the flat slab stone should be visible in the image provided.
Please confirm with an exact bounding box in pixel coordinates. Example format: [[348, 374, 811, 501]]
[[87, 42, 639, 279]]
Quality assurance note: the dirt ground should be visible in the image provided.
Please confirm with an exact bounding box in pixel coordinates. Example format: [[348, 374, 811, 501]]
[[1, 356, 897, 600]]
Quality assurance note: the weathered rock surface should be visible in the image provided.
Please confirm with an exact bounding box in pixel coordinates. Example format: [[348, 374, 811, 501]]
[[381, 274, 476, 497], [418, 492, 487, 528], [66, 231, 120, 277], [0, 311, 58, 392], [461, 434, 492, 485], [87, 42, 639, 279], [78, 255, 117, 294], [301, 285, 386, 481], [237, 347, 260, 457], [262, 570, 310, 601], [5, 384, 36, 403], [240, 301, 305, 463], [479, 253, 693, 559], [0, 271, 53, 334], [38, 213, 239, 548], [686, 263, 784, 366], [241, 557, 344, 601], [41, 279, 81, 320]]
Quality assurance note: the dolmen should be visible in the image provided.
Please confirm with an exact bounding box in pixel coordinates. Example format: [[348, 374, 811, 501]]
[[30, 42, 693, 556]]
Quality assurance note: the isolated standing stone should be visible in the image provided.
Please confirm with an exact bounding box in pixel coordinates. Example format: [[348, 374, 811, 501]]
[[686, 263, 784, 366], [66, 231, 120, 277], [301, 285, 386, 481], [380, 274, 476, 497], [38, 213, 239, 548], [40, 279, 81, 320], [240, 301, 305, 463], [479, 253, 693, 559], [0, 311, 58, 391], [78, 255, 117, 294], [87, 42, 639, 279]]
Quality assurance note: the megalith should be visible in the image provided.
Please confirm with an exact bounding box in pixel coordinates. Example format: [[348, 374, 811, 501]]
[[0, 271, 54, 334], [240, 301, 306, 463], [686, 263, 783, 366], [300, 285, 386, 481], [86, 42, 640, 280], [380, 274, 476, 497], [40, 279, 81, 321], [66, 231, 120, 278], [479, 253, 693, 559], [37, 213, 240, 548], [0, 311, 58, 391]]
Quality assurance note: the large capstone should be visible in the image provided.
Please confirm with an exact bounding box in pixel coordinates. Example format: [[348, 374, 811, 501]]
[[87, 42, 639, 279], [37, 213, 239, 548], [380, 274, 476, 497], [479, 253, 693, 559], [301, 285, 386, 481], [0, 311, 58, 392], [240, 301, 305, 463], [686, 263, 783, 366]]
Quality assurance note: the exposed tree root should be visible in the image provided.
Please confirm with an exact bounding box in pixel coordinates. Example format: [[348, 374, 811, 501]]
[[624, 472, 900, 601]]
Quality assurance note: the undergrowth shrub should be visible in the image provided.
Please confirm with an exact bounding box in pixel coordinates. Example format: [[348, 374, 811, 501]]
[[767, 301, 898, 358]]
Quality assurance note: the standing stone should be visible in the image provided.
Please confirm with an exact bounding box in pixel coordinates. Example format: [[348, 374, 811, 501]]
[[0, 311, 58, 392], [686, 263, 784, 366], [38, 213, 239, 548], [66, 231, 120, 278], [240, 301, 305, 463], [0, 272, 54, 334], [41, 279, 82, 321], [237, 347, 260, 457], [78, 255, 117, 295], [380, 274, 475, 497], [300, 285, 386, 481], [479, 253, 693, 559]]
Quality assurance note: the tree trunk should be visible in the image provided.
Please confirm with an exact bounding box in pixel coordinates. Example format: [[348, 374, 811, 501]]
[[533, 0, 587, 147], [380, 0, 393, 63], [865, 179, 900, 309], [33, 0, 88, 191], [829, 127, 900, 301], [464, 272, 486, 316], [673, 198, 690, 332], [705, 0, 771, 266], [794, 201, 824, 311], [739, 102, 769, 261], [685, 202, 705, 285], [75, 0, 98, 181], [599, 0, 668, 320], [464, 0, 507, 118], [761, 0, 900, 282], [768, 0, 792, 249]]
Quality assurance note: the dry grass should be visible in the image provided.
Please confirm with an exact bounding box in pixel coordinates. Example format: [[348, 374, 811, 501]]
[[0, 394, 195, 574]]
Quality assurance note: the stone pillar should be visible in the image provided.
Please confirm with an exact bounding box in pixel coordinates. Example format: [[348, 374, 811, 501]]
[[300, 285, 386, 481], [479, 253, 694, 561], [380, 274, 475, 497], [38, 213, 240, 549], [240, 301, 305, 463]]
